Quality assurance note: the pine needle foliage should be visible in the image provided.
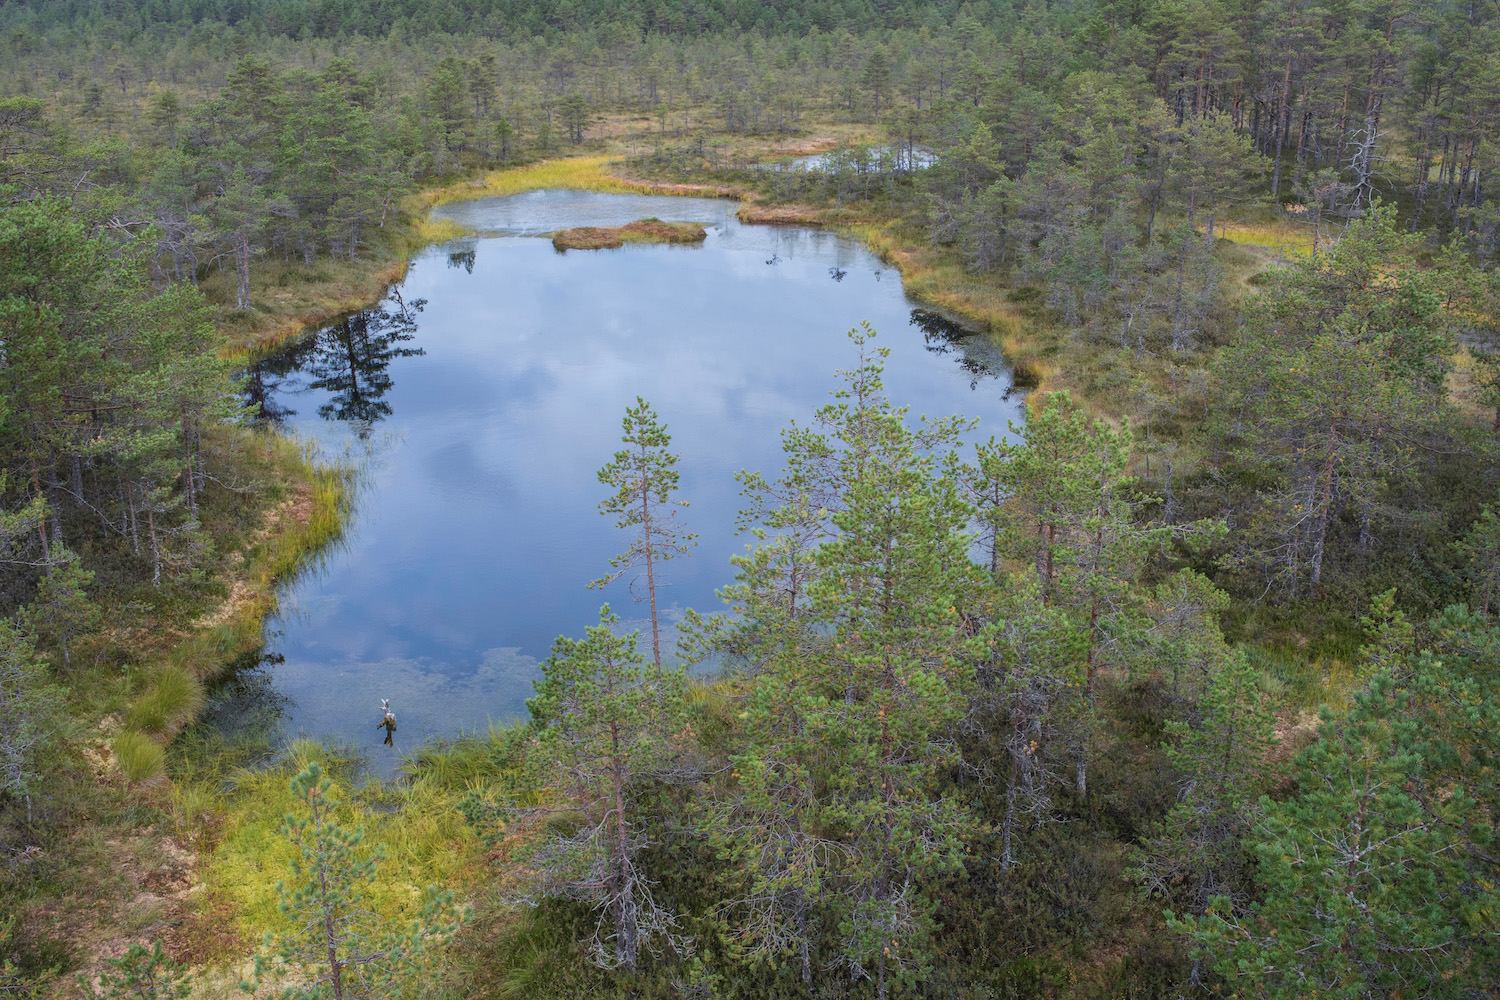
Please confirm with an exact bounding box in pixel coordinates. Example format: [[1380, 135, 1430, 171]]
[[243, 762, 463, 1000]]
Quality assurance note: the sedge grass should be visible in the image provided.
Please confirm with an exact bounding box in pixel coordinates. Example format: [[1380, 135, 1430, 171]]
[[127, 665, 206, 736], [115, 730, 167, 784], [1216, 217, 1325, 257], [849, 221, 1056, 392], [203, 740, 482, 936], [414, 155, 661, 212]]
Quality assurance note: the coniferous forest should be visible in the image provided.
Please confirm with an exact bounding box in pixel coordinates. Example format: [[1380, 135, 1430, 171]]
[[3, 0, 1500, 997]]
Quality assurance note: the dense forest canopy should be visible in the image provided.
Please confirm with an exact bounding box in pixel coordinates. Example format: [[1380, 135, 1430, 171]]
[[3, 0, 1500, 998], [7, 0, 973, 38]]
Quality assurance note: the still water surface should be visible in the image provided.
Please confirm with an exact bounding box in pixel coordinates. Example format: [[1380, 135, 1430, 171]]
[[244, 189, 1025, 768]]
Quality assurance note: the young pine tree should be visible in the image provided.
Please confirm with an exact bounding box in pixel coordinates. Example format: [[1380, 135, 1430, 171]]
[[516, 606, 691, 971], [21, 544, 98, 670], [80, 941, 191, 1000], [717, 325, 985, 998], [1456, 506, 1500, 616], [246, 762, 462, 1000], [991, 391, 1160, 795], [592, 397, 697, 667], [1133, 648, 1277, 988], [1172, 666, 1492, 998], [0, 619, 61, 826]]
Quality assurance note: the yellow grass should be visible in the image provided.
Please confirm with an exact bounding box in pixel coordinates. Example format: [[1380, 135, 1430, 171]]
[[214, 255, 412, 358], [1216, 217, 1322, 257], [411, 155, 658, 213], [850, 222, 1057, 396], [414, 215, 474, 243], [408, 154, 748, 219], [205, 742, 482, 936]]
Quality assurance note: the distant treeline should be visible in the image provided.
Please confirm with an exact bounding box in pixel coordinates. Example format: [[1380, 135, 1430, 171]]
[[2, 0, 975, 39]]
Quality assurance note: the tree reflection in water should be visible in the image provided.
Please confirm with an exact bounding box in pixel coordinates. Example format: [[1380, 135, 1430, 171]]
[[250, 292, 427, 435], [909, 309, 995, 391]]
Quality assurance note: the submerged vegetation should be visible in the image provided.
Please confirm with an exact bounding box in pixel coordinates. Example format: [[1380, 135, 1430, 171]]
[[4, 0, 1500, 997]]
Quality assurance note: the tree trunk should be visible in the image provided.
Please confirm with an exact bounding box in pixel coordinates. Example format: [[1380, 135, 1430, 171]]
[[146, 496, 162, 586], [1271, 57, 1293, 197], [1001, 757, 1017, 870], [44, 459, 64, 552], [235, 229, 252, 310], [610, 719, 639, 970], [639, 444, 661, 667], [1308, 425, 1339, 587], [796, 892, 812, 987], [126, 480, 140, 554]]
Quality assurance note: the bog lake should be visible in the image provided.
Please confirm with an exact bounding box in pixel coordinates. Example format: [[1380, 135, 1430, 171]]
[[231, 189, 1026, 772]]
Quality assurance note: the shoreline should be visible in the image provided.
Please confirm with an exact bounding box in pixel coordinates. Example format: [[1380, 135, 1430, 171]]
[[236, 154, 1055, 399]]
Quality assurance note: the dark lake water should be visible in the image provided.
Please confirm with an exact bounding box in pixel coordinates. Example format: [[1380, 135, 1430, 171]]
[[243, 189, 1026, 769]]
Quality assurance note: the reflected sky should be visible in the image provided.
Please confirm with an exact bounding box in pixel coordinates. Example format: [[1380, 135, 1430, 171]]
[[251, 190, 1026, 770]]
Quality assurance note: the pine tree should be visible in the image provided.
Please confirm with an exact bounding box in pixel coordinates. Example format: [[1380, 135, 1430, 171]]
[[246, 762, 462, 1000], [558, 93, 591, 144], [593, 398, 697, 667], [0, 620, 61, 826], [1456, 506, 1500, 616], [1213, 204, 1452, 595], [717, 325, 983, 998], [1173, 667, 1492, 999], [860, 50, 892, 117], [21, 544, 98, 671], [80, 941, 191, 1000], [1134, 648, 1277, 988], [516, 607, 690, 971]]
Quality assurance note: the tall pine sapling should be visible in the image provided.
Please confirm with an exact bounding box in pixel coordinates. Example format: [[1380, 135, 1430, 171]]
[[21, 543, 98, 670], [0, 620, 61, 826], [1171, 667, 1484, 998], [718, 325, 984, 999], [1132, 648, 1276, 987], [1456, 506, 1500, 616], [592, 397, 696, 666]]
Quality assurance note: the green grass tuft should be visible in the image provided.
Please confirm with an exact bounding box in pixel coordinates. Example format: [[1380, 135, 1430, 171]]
[[115, 730, 166, 784], [127, 665, 206, 735]]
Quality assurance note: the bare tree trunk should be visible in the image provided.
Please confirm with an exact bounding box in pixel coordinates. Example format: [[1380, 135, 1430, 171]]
[[126, 480, 140, 554], [1309, 426, 1338, 587], [146, 495, 162, 586], [46, 459, 63, 551], [609, 718, 639, 970], [1001, 758, 1017, 869], [1171, 247, 1189, 350], [235, 229, 252, 310], [640, 445, 661, 668], [1271, 57, 1293, 197], [796, 892, 812, 987]]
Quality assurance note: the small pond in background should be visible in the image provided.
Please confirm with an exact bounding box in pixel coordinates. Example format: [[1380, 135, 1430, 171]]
[[235, 189, 1027, 772]]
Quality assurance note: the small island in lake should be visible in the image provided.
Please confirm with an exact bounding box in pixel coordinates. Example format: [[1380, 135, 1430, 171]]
[[549, 218, 709, 251]]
